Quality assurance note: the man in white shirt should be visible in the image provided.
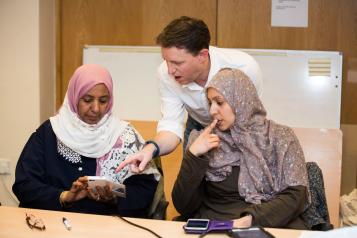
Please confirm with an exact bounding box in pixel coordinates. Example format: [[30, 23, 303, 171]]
[[117, 16, 262, 173]]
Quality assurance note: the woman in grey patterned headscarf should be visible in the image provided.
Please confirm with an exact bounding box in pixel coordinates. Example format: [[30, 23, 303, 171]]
[[206, 68, 309, 202], [173, 68, 310, 229]]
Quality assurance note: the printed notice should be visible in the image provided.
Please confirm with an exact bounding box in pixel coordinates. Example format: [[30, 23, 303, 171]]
[[271, 0, 308, 27]]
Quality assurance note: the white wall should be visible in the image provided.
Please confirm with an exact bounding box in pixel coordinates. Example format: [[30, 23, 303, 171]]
[[39, 0, 56, 122], [0, 0, 55, 206]]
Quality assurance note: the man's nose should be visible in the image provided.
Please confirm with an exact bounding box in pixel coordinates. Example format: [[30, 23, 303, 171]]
[[167, 63, 176, 75]]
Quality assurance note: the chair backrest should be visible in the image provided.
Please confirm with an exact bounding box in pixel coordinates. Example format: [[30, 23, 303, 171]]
[[147, 157, 169, 219], [293, 128, 342, 228], [128, 120, 169, 219]]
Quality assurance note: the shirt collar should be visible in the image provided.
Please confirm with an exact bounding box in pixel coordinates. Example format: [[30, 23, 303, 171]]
[[181, 82, 203, 90]]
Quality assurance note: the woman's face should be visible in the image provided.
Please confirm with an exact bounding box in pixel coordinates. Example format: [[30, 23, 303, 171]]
[[207, 87, 235, 131], [77, 83, 110, 124]]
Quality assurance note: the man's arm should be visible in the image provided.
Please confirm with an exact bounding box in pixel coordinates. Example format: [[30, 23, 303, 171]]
[[116, 130, 180, 173], [154, 130, 181, 155]]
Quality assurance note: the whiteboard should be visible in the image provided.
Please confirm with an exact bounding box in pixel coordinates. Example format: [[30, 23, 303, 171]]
[[83, 45, 342, 128]]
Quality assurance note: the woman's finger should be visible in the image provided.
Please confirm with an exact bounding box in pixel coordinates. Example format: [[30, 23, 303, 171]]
[[202, 119, 218, 135]]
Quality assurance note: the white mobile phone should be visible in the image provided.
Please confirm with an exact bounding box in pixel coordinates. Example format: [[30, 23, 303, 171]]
[[87, 176, 109, 189], [87, 176, 126, 198], [184, 219, 210, 233]]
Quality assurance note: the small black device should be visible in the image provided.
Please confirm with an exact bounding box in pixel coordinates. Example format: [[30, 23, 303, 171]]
[[183, 219, 234, 234], [229, 227, 275, 238]]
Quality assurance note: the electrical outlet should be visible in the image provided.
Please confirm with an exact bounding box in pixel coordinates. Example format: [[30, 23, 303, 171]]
[[0, 159, 11, 175]]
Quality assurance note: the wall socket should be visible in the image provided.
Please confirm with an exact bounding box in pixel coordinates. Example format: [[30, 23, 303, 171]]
[[0, 159, 11, 175]]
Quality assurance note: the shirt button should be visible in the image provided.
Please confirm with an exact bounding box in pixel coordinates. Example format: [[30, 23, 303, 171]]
[[78, 167, 83, 171]]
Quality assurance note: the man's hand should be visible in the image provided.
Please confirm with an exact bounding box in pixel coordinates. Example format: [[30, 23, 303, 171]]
[[115, 145, 155, 173], [189, 119, 220, 156]]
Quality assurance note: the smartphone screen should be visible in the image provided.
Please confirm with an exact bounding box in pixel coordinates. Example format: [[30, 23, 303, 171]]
[[230, 227, 275, 238]]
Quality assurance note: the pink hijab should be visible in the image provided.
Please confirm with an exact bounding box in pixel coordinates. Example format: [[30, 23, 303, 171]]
[[204, 68, 309, 204], [67, 64, 113, 114]]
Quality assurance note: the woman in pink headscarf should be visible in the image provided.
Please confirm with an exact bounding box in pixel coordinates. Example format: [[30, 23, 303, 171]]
[[13, 64, 160, 217], [172, 68, 310, 229]]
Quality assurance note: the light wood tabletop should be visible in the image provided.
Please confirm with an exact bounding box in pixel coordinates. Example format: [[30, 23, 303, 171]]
[[0, 206, 312, 238]]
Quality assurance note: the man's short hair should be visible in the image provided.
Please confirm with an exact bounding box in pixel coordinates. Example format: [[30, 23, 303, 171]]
[[156, 16, 210, 56]]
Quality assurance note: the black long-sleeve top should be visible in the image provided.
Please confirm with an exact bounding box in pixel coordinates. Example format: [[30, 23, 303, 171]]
[[172, 150, 308, 229], [13, 120, 157, 217]]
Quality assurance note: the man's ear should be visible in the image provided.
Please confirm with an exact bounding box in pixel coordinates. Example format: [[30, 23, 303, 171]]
[[197, 48, 209, 63]]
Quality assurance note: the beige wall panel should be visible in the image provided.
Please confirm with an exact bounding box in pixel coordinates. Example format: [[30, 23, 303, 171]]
[[293, 128, 342, 228], [58, 0, 217, 106], [340, 124, 357, 195], [217, 0, 357, 124]]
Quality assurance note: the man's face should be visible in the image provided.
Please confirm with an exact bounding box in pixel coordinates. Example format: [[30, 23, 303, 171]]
[[161, 47, 205, 85]]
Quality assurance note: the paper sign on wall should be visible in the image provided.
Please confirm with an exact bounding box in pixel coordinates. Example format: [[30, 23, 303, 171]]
[[271, 0, 308, 27]]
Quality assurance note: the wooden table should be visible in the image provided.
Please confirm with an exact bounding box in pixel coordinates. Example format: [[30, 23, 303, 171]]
[[0, 206, 308, 238]]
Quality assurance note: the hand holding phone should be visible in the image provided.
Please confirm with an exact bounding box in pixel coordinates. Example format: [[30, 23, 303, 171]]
[[87, 176, 126, 198], [87, 176, 110, 188]]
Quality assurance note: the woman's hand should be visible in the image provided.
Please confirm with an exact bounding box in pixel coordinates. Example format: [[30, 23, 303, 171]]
[[189, 120, 220, 156], [233, 215, 253, 228], [87, 185, 115, 203], [60, 176, 88, 204]]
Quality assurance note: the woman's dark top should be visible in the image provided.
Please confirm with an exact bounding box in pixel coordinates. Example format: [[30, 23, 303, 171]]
[[13, 120, 157, 217], [172, 150, 308, 229]]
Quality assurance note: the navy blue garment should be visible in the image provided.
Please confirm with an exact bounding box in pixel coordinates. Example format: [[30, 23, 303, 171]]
[[12, 120, 158, 217]]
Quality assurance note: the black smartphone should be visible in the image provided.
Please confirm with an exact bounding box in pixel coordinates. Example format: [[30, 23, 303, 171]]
[[183, 219, 210, 234], [229, 227, 275, 238]]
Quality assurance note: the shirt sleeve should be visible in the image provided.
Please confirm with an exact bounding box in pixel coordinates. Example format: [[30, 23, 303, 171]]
[[12, 128, 63, 210], [172, 150, 209, 217], [241, 185, 307, 228], [156, 64, 186, 140]]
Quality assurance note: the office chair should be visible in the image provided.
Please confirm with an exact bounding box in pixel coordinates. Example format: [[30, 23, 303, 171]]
[[302, 162, 333, 230], [147, 157, 169, 220]]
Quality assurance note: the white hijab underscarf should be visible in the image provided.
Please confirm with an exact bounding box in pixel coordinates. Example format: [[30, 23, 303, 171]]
[[50, 64, 128, 158]]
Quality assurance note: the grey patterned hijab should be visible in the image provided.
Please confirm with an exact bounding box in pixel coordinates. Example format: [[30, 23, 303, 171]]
[[205, 68, 309, 204]]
